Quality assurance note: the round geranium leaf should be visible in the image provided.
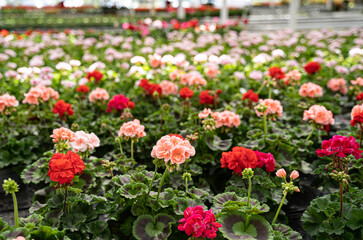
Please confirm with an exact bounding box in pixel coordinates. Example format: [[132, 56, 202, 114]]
[[219, 211, 273, 240], [131, 173, 149, 185], [205, 135, 232, 151], [132, 214, 175, 240], [118, 183, 147, 199], [273, 224, 302, 240], [173, 197, 205, 215], [213, 192, 241, 213], [114, 175, 131, 186]]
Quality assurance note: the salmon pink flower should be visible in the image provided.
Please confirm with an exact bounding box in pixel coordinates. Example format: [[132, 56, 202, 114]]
[[299, 82, 323, 98], [0, 93, 19, 114], [255, 99, 283, 120], [159, 80, 178, 96], [118, 119, 146, 139], [290, 170, 299, 180], [276, 168, 287, 178], [351, 104, 363, 126], [327, 78, 347, 94], [50, 127, 76, 143], [303, 105, 335, 126], [89, 88, 110, 102]]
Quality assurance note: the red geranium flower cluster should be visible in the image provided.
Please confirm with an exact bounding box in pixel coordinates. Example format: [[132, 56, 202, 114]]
[[356, 92, 363, 101], [269, 66, 285, 80], [199, 89, 222, 105], [48, 151, 85, 185], [106, 94, 133, 113], [139, 79, 162, 97], [179, 87, 194, 99], [220, 146, 258, 174], [254, 150, 275, 172], [53, 100, 74, 117], [316, 135, 363, 159], [86, 70, 103, 83], [178, 205, 221, 239], [304, 61, 321, 75], [242, 89, 259, 103], [76, 85, 89, 93]]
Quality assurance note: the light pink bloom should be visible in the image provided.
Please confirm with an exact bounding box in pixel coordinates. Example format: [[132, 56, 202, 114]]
[[255, 99, 283, 120], [88, 88, 110, 102], [299, 82, 323, 98], [50, 127, 76, 143], [276, 168, 286, 178], [351, 77, 363, 86], [290, 170, 299, 180], [211, 110, 241, 128], [0, 93, 19, 113], [198, 108, 213, 119], [303, 105, 335, 126], [160, 80, 178, 96], [327, 78, 347, 94], [118, 119, 146, 139]]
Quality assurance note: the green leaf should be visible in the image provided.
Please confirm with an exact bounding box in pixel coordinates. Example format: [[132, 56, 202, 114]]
[[273, 224, 302, 240], [132, 214, 175, 240], [30, 226, 64, 240], [345, 206, 363, 230], [205, 135, 232, 151], [118, 183, 147, 199]]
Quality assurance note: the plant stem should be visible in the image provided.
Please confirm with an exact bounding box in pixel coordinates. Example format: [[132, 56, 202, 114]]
[[131, 139, 134, 159], [118, 139, 123, 155], [256, 82, 265, 94], [109, 168, 114, 178], [156, 168, 168, 202], [63, 186, 68, 214], [146, 165, 158, 201], [247, 178, 252, 207], [272, 192, 287, 225], [263, 114, 267, 134], [306, 125, 315, 141], [339, 182, 343, 218], [268, 86, 272, 99], [11, 192, 18, 227], [185, 178, 189, 194]]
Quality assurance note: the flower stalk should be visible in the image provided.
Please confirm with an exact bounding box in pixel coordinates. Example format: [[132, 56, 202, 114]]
[[306, 125, 315, 141], [2, 178, 19, 227], [272, 192, 287, 225], [242, 168, 254, 207], [156, 168, 168, 202], [131, 139, 134, 159], [146, 165, 158, 201]]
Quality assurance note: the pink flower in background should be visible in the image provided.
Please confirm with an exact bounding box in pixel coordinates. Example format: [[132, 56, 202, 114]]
[[327, 78, 348, 94], [160, 80, 178, 96], [23, 85, 59, 105], [50, 127, 76, 143], [180, 72, 207, 87], [299, 82, 323, 98], [211, 110, 241, 128], [198, 108, 213, 119], [255, 99, 283, 120], [118, 119, 146, 139], [88, 88, 110, 102], [316, 135, 363, 159], [205, 65, 220, 78], [283, 70, 301, 85], [303, 105, 335, 126], [351, 77, 363, 86], [0, 93, 19, 114], [70, 131, 100, 153], [151, 135, 195, 165]]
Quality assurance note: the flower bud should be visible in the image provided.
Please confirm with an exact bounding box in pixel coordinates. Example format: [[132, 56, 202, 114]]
[[290, 170, 299, 180], [182, 172, 192, 182], [242, 168, 254, 179], [276, 168, 286, 178], [2, 178, 19, 195]]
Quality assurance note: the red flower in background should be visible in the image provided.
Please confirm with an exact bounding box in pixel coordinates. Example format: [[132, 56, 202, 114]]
[[242, 89, 259, 103], [48, 151, 85, 185], [220, 146, 258, 174], [169, 134, 185, 140], [76, 85, 89, 93], [139, 79, 162, 97], [0, 29, 9, 37], [269, 66, 285, 80], [199, 90, 222, 105], [179, 87, 194, 99], [356, 92, 363, 101], [304, 61, 321, 75], [128, 101, 135, 109], [106, 94, 131, 113], [86, 70, 103, 83], [53, 100, 74, 117]]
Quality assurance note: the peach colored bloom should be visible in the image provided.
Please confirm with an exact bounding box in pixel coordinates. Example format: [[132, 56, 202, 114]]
[[255, 99, 283, 120], [118, 119, 146, 139], [23, 86, 59, 105], [198, 108, 213, 119], [151, 135, 195, 165], [283, 69, 301, 85], [351, 104, 363, 120], [180, 72, 207, 87], [50, 127, 76, 143], [70, 131, 100, 152], [290, 170, 299, 180], [169, 69, 182, 81], [276, 168, 286, 178], [88, 88, 110, 102], [205, 65, 221, 78], [149, 54, 163, 68], [294, 187, 300, 192], [303, 105, 335, 126], [211, 110, 241, 128], [298, 82, 323, 98], [160, 80, 178, 96], [351, 77, 363, 86], [327, 78, 347, 94], [0, 93, 19, 113]]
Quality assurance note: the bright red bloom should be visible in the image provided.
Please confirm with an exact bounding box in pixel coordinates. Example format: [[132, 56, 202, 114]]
[[351, 115, 363, 127], [53, 100, 74, 117], [178, 206, 221, 239], [168, 134, 185, 140], [199, 90, 222, 105], [242, 89, 259, 103], [127, 101, 135, 109], [304, 61, 321, 75], [269, 66, 285, 80], [139, 79, 162, 97], [0, 29, 9, 37], [48, 151, 85, 185], [220, 147, 258, 174], [179, 87, 194, 99], [106, 94, 130, 113], [356, 92, 363, 101], [316, 135, 363, 159], [76, 85, 89, 93], [86, 70, 103, 83], [254, 150, 275, 172]]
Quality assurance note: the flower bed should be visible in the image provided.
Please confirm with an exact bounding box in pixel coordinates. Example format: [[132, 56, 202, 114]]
[[0, 24, 363, 240]]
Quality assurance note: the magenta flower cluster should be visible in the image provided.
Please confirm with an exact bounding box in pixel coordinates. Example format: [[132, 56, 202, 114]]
[[316, 135, 363, 159], [178, 205, 222, 239], [255, 150, 276, 172]]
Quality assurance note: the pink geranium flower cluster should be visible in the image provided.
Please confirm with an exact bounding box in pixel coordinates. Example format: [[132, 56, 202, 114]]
[[350, 77, 363, 86], [70, 131, 100, 153], [198, 108, 241, 128], [299, 82, 323, 98], [23, 85, 59, 105], [180, 72, 207, 87], [88, 87, 110, 102], [118, 119, 146, 139], [0, 93, 19, 114], [178, 206, 222, 239], [316, 135, 363, 159], [283, 69, 302, 85], [255, 99, 283, 120], [159, 80, 178, 96], [255, 150, 276, 172], [50, 127, 76, 143], [151, 135, 195, 165], [327, 78, 348, 94], [303, 105, 335, 126]]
